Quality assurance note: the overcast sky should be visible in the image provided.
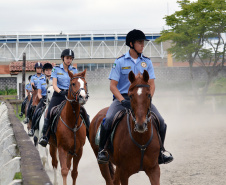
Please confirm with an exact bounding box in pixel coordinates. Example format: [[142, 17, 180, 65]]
[[0, 0, 181, 34]]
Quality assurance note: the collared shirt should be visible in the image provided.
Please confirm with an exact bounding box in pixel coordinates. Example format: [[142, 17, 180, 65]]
[[25, 83, 32, 91], [51, 63, 78, 89], [109, 51, 155, 94], [30, 73, 45, 88], [37, 77, 53, 96]]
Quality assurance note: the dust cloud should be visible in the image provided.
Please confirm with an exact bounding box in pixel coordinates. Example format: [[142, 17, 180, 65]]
[[45, 82, 226, 185]]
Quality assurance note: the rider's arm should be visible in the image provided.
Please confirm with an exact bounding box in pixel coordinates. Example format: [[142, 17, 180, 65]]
[[38, 89, 42, 100], [52, 78, 61, 93], [30, 82, 35, 91], [148, 79, 155, 98], [110, 80, 124, 102]]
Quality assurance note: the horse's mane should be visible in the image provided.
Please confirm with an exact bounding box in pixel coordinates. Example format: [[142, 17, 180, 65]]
[[32, 84, 37, 91]]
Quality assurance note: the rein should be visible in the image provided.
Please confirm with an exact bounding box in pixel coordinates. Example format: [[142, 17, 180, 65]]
[[60, 114, 83, 156], [127, 109, 153, 171]]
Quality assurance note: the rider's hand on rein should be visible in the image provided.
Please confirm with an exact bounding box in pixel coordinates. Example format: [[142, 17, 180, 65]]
[[121, 99, 131, 109]]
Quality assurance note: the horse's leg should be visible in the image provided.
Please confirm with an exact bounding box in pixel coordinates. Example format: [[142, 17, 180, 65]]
[[114, 167, 129, 185], [58, 146, 69, 185], [113, 167, 121, 185], [145, 165, 160, 185], [99, 164, 114, 185], [71, 148, 83, 185], [50, 145, 58, 185]]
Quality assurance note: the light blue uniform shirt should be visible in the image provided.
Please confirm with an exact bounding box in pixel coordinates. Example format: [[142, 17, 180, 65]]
[[37, 77, 53, 96], [30, 74, 45, 88], [51, 63, 78, 90], [109, 51, 155, 94], [25, 83, 32, 91]]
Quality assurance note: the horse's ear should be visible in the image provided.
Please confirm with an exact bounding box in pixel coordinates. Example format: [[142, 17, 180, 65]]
[[129, 70, 136, 83], [68, 70, 73, 79], [80, 69, 86, 78], [143, 70, 149, 82]]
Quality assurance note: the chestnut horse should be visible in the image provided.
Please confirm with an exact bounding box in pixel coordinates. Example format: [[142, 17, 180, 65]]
[[89, 70, 160, 185], [49, 70, 88, 185], [27, 86, 40, 131]]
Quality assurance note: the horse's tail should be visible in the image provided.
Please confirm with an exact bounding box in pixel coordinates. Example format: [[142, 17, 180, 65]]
[[108, 161, 115, 180]]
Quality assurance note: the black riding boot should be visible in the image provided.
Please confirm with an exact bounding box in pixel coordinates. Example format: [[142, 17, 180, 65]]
[[19, 99, 26, 117], [97, 124, 111, 164], [80, 106, 90, 141], [39, 118, 50, 147], [158, 125, 174, 164]]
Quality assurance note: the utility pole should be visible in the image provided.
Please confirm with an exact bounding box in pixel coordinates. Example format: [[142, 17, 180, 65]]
[[22, 53, 26, 99]]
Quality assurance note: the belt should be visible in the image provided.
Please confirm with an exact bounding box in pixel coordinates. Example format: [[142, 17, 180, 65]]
[[113, 93, 129, 101], [59, 88, 68, 92]]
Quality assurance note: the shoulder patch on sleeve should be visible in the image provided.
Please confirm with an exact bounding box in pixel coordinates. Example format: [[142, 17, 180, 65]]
[[117, 54, 125, 59], [143, 55, 151, 60]]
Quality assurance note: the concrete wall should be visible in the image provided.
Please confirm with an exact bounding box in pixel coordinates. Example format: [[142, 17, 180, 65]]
[[0, 66, 226, 95], [0, 102, 21, 185], [85, 66, 226, 85]]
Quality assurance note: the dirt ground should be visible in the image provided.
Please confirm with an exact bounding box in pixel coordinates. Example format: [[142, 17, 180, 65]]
[[29, 87, 226, 185]]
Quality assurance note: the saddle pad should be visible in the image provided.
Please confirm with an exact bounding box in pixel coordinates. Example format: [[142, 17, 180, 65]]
[[95, 109, 126, 146], [34, 106, 46, 130]]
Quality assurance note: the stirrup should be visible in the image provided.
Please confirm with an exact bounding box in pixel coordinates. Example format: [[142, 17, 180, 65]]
[[97, 149, 109, 164], [28, 129, 34, 137], [158, 150, 173, 164], [19, 112, 23, 118], [39, 137, 48, 147], [23, 117, 29, 124]]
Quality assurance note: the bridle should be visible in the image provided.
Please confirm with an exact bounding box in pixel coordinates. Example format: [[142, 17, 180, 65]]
[[65, 76, 89, 103], [128, 84, 152, 132], [60, 75, 89, 156], [127, 83, 154, 171]]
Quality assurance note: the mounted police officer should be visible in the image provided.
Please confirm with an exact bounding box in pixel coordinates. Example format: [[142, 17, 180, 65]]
[[97, 29, 174, 165], [39, 49, 90, 147], [28, 63, 53, 136], [24, 62, 45, 123], [19, 75, 33, 118]]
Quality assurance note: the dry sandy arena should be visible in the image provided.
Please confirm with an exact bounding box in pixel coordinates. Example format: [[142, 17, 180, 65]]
[[25, 85, 226, 185]]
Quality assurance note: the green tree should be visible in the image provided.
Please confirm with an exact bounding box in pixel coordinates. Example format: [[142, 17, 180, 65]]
[[156, 0, 226, 94]]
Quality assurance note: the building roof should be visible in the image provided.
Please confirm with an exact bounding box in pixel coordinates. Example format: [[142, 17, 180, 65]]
[[9, 61, 55, 75]]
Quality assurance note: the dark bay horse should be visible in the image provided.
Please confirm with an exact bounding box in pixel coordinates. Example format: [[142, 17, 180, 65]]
[[49, 70, 88, 185], [24, 90, 32, 117], [89, 70, 160, 185]]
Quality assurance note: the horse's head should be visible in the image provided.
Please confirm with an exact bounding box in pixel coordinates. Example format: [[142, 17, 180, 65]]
[[68, 69, 89, 105], [46, 78, 54, 103], [128, 70, 152, 133]]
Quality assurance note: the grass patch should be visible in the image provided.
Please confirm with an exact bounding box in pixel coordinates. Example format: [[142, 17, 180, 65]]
[[13, 172, 22, 180], [208, 77, 226, 94], [0, 88, 17, 95]]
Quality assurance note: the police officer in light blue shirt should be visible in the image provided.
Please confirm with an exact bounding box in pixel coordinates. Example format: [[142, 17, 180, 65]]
[[28, 63, 53, 136], [51, 63, 78, 90], [39, 49, 90, 147], [97, 29, 173, 165], [25, 81, 32, 92], [24, 62, 45, 123], [30, 63, 45, 89]]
